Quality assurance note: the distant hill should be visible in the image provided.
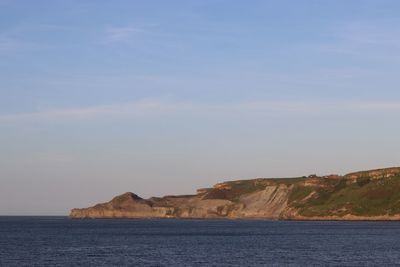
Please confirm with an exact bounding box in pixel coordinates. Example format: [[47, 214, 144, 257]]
[[70, 167, 400, 220]]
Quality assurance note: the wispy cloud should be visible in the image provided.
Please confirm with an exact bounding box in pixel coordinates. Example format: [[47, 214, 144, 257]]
[[1, 99, 400, 123], [0, 23, 68, 52], [339, 21, 400, 46], [0, 99, 190, 122], [0, 37, 26, 51], [229, 100, 400, 114], [35, 151, 74, 164], [315, 20, 400, 59], [105, 26, 144, 43]]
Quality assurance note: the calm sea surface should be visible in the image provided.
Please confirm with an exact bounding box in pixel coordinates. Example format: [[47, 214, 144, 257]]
[[1, 217, 400, 266]]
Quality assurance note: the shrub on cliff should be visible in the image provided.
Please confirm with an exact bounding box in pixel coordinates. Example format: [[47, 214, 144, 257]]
[[357, 176, 370, 187]]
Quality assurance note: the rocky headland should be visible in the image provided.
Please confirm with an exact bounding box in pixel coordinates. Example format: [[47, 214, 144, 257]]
[[70, 167, 400, 220]]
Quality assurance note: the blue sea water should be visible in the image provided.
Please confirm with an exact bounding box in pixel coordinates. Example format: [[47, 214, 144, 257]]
[[1, 217, 400, 266]]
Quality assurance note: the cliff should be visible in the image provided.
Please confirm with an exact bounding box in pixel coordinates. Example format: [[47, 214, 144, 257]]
[[70, 167, 400, 220]]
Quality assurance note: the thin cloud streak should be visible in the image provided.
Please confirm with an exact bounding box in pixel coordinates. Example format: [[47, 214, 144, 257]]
[[0, 23, 69, 52], [1, 100, 400, 122], [105, 26, 144, 43], [0, 100, 187, 121], [314, 20, 400, 59]]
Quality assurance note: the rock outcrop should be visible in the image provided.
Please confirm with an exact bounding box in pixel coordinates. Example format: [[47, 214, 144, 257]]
[[70, 167, 400, 220]]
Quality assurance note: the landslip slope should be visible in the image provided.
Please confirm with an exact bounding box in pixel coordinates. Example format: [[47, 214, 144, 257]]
[[70, 167, 400, 220]]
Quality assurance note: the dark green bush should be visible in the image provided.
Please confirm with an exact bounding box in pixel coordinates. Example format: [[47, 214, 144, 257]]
[[357, 176, 370, 187], [334, 179, 347, 191]]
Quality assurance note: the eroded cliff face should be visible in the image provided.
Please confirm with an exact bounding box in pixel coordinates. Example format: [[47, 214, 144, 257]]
[[229, 184, 291, 218], [70, 183, 294, 219], [70, 167, 400, 220]]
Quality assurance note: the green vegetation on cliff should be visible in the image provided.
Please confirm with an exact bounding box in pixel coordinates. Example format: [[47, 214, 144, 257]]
[[201, 167, 400, 218], [289, 174, 400, 217]]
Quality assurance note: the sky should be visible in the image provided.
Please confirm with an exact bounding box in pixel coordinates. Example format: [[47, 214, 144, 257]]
[[1, 0, 400, 215]]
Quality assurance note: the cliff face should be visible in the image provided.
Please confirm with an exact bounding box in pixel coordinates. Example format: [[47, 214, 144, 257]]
[[70, 167, 400, 220]]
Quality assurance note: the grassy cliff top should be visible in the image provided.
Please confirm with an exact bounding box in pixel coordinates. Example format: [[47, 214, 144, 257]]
[[203, 167, 400, 217]]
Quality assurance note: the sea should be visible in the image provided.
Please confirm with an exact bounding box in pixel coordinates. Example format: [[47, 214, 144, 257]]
[[1, 217, 400, 266]]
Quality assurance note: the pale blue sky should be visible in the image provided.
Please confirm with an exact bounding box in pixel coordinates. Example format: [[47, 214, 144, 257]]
[[1, 0, 400, 215]]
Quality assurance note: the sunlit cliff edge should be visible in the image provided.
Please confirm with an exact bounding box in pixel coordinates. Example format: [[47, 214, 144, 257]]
[[70, 167, 400, 220]]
